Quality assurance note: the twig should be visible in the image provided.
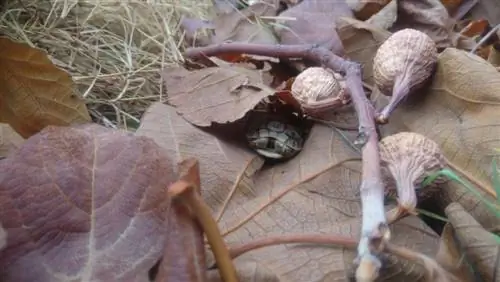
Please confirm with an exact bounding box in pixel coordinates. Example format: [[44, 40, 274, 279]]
[[169, 159, 238, 282], [185, 42, 389, 280], [470, 23, 500, 54], [222, 234, 459, 281], [453, 0, 478, 21], [227, 234, 357, 261]]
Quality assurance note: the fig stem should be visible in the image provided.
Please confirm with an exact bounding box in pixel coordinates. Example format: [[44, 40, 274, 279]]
[[169, 159, 239, 282], [376, 74, 411, 124], [185, 42, 389, 278]]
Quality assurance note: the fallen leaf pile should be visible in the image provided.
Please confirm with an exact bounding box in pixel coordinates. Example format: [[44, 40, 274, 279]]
[[0, 1, 500, 282]]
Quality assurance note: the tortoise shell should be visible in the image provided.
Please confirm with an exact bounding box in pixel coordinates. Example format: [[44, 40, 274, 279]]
[[246, 119, 304, 160]]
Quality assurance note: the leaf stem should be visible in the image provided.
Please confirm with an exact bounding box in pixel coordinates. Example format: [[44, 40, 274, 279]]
[[169, 159, 239, 282]]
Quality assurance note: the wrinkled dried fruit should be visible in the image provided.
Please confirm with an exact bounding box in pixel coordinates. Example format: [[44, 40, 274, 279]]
[[373, 29, 438, 123], [290, 67, 350, 117], [379, 132, 447, 212]]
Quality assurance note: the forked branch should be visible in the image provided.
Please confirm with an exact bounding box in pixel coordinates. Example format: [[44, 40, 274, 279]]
[[184, 42, 388, 281]]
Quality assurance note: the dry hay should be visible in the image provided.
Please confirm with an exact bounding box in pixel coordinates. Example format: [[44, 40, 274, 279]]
[[0, 0, 214, 130]]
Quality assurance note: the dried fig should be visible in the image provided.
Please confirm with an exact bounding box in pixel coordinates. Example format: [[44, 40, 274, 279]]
[[379, 132, 447, 218], [290, 67, 350, 118], [373, 29, 438, 123]]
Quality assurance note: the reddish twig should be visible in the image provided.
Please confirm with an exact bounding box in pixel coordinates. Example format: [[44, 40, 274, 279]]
[[184, 42, 389, 280], [223, 234, 459, 282], [228, 234, 357, 261]]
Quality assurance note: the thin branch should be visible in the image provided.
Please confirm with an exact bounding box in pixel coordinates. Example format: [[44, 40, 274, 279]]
[[228, 234, 357, 261], [185, 42, 389, 280], [221, 234, 459, 282]]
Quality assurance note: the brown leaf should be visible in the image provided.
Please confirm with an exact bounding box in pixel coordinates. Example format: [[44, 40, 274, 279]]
[[0, 38, 91, 138], [217, 160, 441, 281], [162, 64, 276, 127], [211, 2, 279, 45], [440, 0, 463, 16], [349, 0, 392, 21], [274, 0, 353, 56], [155, 159, 207, 282], [135, 102, 265, 214], [336, 17, 391, 86], [207, 259, 280, 282], [392, 0, 454, 49], [212, 0, 244, 15], [375, 48, 500, 227], [364, 0, 398, 30], [0, 222, 6, 251], [0, 123, 177, 281], [445, 203, 500, 282], [210, 124, 439, 281], [0, 123, 24, 158], [435, 223, 476, 281], [180, 17, 214, 47], [137, 103, 443, 281], [459, 19, 489, 37]]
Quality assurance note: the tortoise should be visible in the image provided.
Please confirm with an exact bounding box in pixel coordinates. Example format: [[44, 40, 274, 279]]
[[246, 119, 304, 160]]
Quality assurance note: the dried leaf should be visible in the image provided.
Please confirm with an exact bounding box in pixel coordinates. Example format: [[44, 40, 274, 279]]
[[488, 43, 500, 67], [212, 124, 438, 281], [375, 48, 500, 227], [0, 123, 177, 281], [445, 203, 500, 282], [435, 223, 475, 281], [212, 0, 245, 14], [162, 65, 276, 127], [0, 222, 6, 251], [274, 0, 353, 56], [440, 0, 463, 16], [218, 160, 441, 281], [0, 38, 91, 138], [364, 0, 398, 30], [180, 17, 215, 47], [348, 0, 392, 21], [212, 2, 279, 45], [336, 17, 391, 86], [459, 19, 489, 37], [135, 102, 265, 213], [137, 103, 443, 281], [392, 0, 454, 48], [0, 123, 24, 158], [207, 260, 280, 282]]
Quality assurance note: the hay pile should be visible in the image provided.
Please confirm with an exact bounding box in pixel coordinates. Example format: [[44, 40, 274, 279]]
[[0, 0, 213, 130]]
